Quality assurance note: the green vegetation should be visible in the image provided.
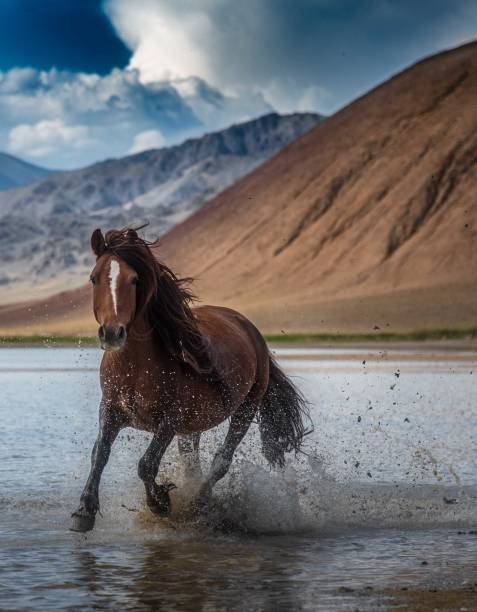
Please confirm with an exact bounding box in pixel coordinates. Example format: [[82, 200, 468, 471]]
[[265, 327, 477, 344], [0, 335, 99, 347], [1, 327, 477, 347]]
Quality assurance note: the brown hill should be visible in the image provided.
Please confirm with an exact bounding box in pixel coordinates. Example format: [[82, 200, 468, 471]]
[[1, 42, 477, 336]]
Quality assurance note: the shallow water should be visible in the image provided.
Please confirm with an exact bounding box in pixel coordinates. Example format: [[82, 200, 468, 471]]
[[1, 346, 477, 610]]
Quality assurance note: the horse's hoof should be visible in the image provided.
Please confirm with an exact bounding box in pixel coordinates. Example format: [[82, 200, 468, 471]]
[[70, 512, 96, 532], [147, 482, 176, 516], [148, 503, 171, 517]]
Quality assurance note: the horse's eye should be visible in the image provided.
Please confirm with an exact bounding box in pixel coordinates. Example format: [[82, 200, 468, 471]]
[[131, 277, 138, 286], [90, 276, 96, 285]]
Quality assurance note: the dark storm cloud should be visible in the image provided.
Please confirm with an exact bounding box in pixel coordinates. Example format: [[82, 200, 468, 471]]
[[0, 0, 130, 73]]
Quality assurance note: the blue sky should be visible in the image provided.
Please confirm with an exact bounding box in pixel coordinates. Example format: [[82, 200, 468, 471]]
[[0, 0, 475, 169]]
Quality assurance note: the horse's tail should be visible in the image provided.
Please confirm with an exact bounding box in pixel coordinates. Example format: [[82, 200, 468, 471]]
[[258, 354, 312, 467]]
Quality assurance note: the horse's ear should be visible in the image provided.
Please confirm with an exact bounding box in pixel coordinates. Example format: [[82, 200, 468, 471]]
[[91, 228, 106, 257]]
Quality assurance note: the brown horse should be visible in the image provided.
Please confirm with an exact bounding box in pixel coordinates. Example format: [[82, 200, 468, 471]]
[[71, 227, 309, 532]]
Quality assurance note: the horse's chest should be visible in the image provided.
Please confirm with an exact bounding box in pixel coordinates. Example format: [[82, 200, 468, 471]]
[[118, 388, 146, 420], [113, 377, 170, 429]]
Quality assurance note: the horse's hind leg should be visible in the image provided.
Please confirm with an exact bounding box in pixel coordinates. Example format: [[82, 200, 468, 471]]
[[177, 433, 202, 480], [138, 424, 175, 516], [196, 399, 257, 505]]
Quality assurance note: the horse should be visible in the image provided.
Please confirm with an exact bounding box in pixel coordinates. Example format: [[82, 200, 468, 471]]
[[71, 227, 309, 532]]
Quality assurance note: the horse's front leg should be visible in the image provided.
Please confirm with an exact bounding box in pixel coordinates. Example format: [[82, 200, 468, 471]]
[[71, 402, 123, 532], [138, 424, 175, 516]]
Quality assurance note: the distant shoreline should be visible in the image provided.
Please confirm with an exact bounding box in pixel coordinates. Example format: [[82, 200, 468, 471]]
[[1, 327, 476, 348]]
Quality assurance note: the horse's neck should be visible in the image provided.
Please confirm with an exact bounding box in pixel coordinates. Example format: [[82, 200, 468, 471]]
[[118, 314, 169, 368], [127, 315, 155, 344]]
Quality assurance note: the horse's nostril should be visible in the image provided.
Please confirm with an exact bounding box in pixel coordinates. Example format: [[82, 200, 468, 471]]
[[99, 324, 126, 349]]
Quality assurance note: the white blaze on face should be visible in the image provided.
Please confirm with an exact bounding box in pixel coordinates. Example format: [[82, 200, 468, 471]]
[[108, 259, 121, 315]]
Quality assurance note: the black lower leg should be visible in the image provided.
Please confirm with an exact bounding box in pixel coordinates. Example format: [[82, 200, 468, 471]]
[[199, 400, 256, 500], [138, 426, 175, 516], [71, 403, 123, 532]]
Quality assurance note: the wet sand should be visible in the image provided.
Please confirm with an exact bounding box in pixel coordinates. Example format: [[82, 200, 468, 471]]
[[371, 585, 477, 610]]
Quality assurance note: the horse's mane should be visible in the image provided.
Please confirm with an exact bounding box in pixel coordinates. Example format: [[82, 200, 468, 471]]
[[91, 226, 213, 376]]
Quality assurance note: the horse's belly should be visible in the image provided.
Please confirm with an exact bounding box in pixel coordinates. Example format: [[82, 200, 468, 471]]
[[120, 403, 228, 435], [174, 410, 228, 434], [173, 386, 240, 434]]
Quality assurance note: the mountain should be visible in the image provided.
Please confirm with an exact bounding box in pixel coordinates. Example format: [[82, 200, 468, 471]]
[[0, 112, 321, 302], [2, 42, 477, 336], [0, 153, 50, 191], [157, 42, 477, 333]]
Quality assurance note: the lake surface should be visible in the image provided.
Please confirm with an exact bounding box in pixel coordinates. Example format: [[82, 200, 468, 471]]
[[1, 346, 477, 610]]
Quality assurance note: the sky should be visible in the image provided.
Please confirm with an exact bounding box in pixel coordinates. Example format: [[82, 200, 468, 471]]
[[0, 0, 475, 169]]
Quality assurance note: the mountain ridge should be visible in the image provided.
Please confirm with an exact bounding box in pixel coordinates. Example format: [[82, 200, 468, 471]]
[[0, 111, 321, 302], [0, 152, 51, 191]]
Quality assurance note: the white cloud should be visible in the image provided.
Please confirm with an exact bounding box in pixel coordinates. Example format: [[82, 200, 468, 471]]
[[8, 119, 89, 158], [259, 80, 332, 114], [105, 0, 214, 83], [105, 0, 330, 113], [296, 86, 332, 113], [171, 76, 272, 128], [129, 128, 165, 153], [0, 66, 271, 168]]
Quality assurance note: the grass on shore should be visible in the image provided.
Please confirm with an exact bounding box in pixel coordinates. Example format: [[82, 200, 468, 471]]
[[0, 335, 100, 347], [1, 327, 477, 347], [265, 327, 477, 344]]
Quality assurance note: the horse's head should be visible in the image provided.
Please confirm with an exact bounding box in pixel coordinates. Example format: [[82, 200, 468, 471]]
[[90, 228, 140, 351], [89, 226, 208, 371]]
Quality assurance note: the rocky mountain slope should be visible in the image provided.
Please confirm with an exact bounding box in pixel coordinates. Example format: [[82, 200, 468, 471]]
[[0, 153, 50, 191], [2, 42, 477, 335], [0, 112, 320, 302]]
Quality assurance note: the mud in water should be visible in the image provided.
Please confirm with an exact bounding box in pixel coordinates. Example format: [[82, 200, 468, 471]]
[[1, 346, 477, 610]]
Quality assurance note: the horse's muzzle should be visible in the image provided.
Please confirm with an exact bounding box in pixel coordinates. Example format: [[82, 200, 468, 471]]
[[98, 324, 127, 351]]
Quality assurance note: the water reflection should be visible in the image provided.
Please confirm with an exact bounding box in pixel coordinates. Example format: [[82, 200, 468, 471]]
[[71, 538, 313, 611]]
